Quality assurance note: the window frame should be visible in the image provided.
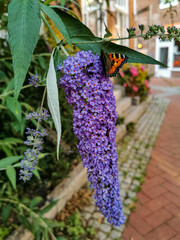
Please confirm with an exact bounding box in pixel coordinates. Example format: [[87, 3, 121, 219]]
[[159, 0, 178, 10]]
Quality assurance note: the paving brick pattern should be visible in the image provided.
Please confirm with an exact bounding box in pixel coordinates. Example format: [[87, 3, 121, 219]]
[[80, 96, 170, 240], [121, 81, 180, 240]]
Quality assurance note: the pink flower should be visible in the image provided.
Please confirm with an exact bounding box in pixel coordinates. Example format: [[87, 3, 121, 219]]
[[130, 67, 138, 77], [145, 80, 149, 88], [140, 65, 145, 72], [132, 85, 138, 92], [123, 83, 127, 88], [119, 70, 124, 77]]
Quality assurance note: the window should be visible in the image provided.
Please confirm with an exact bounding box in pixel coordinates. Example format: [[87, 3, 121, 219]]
[[81, 0, 107, 38], [115, 0, 128, 13], [159, 0, 178, 9], [116, 0, 126, 8], [115, 0, 129, 46], [159, 47, 169, 68], [116, 12, 129, 46], [173, 40, 180, 68]]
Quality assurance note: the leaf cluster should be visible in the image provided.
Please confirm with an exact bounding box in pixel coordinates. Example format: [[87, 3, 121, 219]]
[[6, 0, 167, 101], [56, 211, 95, 240]]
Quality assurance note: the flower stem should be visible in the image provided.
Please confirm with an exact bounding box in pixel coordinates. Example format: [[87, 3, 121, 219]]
[[60, 44, 69, 57], [35, 86, 47, 134], [72, 33, 175, 44], [0, 198, 57, 240]]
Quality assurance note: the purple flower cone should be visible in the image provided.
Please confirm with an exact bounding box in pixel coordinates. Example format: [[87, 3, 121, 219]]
[[58, 51, 125, 226]]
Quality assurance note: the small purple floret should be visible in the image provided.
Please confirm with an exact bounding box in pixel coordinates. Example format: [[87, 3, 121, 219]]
[[28, 75, 41, 87], [26, 110, 50, 121], [58, 50, 125, 226], [20, 110, 49, 182]]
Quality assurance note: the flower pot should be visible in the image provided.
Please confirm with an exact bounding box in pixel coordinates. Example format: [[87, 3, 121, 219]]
[[132, 96, 140, 105]]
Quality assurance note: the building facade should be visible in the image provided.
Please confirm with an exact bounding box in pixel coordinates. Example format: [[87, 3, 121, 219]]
[[134, 0, 180, 78], [81, 0, 131, 47]]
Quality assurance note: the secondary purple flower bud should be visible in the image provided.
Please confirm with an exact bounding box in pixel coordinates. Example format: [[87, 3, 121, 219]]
[[28, 74, 41, 87], [20, 110, 49, 182], [58, 50, 125, 226], [26, 110, 50, 121]]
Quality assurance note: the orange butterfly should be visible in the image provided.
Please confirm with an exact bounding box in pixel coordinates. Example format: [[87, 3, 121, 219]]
[[101, 50, 128, 77]]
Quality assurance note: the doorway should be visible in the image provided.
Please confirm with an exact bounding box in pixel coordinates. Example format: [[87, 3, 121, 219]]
[[155, 38, 173, 78]]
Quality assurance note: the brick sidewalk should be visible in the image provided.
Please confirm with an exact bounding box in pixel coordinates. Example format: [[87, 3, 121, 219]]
[[121, 92, 180, 239]]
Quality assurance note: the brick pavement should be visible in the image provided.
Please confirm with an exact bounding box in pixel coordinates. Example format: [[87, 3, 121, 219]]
[[121, 79, 180, 240]]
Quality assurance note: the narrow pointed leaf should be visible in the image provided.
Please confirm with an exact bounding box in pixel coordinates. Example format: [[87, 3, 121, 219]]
[[44, 0, 55, 5], [2, 205, 12, 223], [100, 41, 167, 67], [40, 3, 72, 47], [8, 0, 41, 99], [47, 48, 61, 159], [54, 9, 96, 39], [40, 200, 58, 216], [56, 9, 165, 67], [6, 165, 16, 190], [0, 156, 23, 170], [104, 22, 112, 38], [6, 96, 22, 121], [30, 196, 43, 210], [32, 168, 41, 180]]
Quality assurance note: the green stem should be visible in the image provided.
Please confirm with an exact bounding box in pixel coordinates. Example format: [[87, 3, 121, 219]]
[[60, 44, 69, 57], [0, 198, 57, 240], [0, 84, 46, 100], [0, 85, 32, 99], [0, 53, 51, 62], [35, 86, 47, 133], [41, 12, 60, 44], [72, 33, 173, 44]]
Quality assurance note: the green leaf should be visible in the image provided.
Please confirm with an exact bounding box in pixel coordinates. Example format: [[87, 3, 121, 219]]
[[0, 156, 22, 170], [47, 48, 61, 159], [40, 200, 58, 216], [0, 137, 24, 146], [18, 215, 32, 231], [0, 0, 5, 19], [104, 22, 112, 38], [68, 0, 80, 9], [57, 10, 165, 67], [0, 71, 8, 82], [61, 0, 66, 7], [6, 96, 22, 121], [100, 41, 167, 66], [40, 3, 72, 47], [5, 78, 14, 92], [1, 146, 13, 157], [57, 236, 67, 240], [6, 165, 16, 190], [50, 6, 80, 20], [8, 0, 41, 99], [44, 0, 54, 5], [32, 168, 41, 180], [54, 9, 97, 41], [30, 196, 43, 210], [2, 204, 12, 223], [21, 102, 34, 111], [37, 56, 46, 70], [175, 36, 180, 41], [53, 47, 67, 80], [43, 218, 61, 228]]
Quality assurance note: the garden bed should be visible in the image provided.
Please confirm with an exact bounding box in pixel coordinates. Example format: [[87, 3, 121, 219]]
[[7, 94, 152, 240]]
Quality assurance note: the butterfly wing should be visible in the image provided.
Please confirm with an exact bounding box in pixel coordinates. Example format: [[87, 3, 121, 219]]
[[108, 53, 128, 77], [101, 50, 112, 77], [101, 50, 128, 77]]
